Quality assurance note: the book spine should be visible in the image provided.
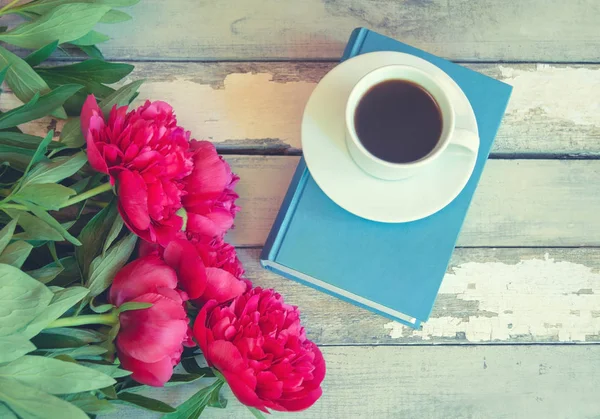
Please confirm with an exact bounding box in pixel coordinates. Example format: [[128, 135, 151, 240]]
[[261, 28, 368, 266], [341, 27, 369, 61], [260, 159, 309, 265]]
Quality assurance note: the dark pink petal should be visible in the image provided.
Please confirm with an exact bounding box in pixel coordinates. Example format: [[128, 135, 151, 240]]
[[80, 95, 102, 136], [186, 140, 229, 196], [202, 267, 246, 303], [117, 292, 188, 363], [222, 369, 269, 413], [193, 300, 218, 354], [85, 131, 109, 175], [256, 371, 283, 400], [152, 215, 184, 248], [276, 387, 323, 412], [138, 240, 160, 258], [117, 170, 151, 231], [118, 351, 174, 387], [163, 239, 207, 299], [108, 255, 178, 307], [186, 213, 223, 238]]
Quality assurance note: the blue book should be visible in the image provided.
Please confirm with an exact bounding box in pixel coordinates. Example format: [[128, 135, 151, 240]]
[[260, 28, 512, 329]]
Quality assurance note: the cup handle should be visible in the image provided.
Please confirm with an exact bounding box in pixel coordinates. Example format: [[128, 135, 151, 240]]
[[449, 129, 479, 155]]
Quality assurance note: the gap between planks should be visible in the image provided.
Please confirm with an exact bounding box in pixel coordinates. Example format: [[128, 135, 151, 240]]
[[237, 247, 600, 346], [2, 62, 600, 158], [95, 0, 600, 62], [222, 156, 600, 248], [109, 345, 600, 419]]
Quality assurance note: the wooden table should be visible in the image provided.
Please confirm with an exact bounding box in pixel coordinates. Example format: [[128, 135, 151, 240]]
[[11, 0, 600, 417]]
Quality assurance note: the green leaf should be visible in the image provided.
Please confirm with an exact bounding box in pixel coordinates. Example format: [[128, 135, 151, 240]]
[[27, 265, 63, 284], [125, 373, 205, 394], [99, 385, 117, 399], [79, 361, 131, 378], [69, 30, 110, 46], [208, 387, 227, 409], [0, 45, 52, 104], [0, 145, 33, 171], [0, 334, 36, 363], [14, 183, 76, 211], [7, 209, 64, 242], [76, 200, 117, 278], [16, 200, 81, 245], [0, 131, 60, 151], [162, 379, 225, 419], [0, 218, 18, 254], [43, 256, 82, 287], [24, 40, 59, 67], [15, 0, 140, 15], [0, 264, 53, 337], [74, 44, 104, 60], [117, 301, 152, 312], [0, 65, 10, 86], [115, 392, 176, 413], [90, 300, 114, 314], [0, 240, 33, 268], [0, 402, 18, 419], [100, 79, 144, 118], [181, 357, 216, 377], [58, 117, 84, 148], [0, 84, 82, 129], [248, 406, 267, 419], [37, 60, 134, 84], [0, 377, 88, 419], [24, 151, 87, 185], [63, 392, 115, 414], [43, 345, 108, 360], [23, 129, 53, 175], [0, 355, 116, 394], [103, 215, 123, 256], [33, 327, 105, 348], [0, 4, 112, 49], [100, 9, 132, 23], [21, 286, 89, 338], [0, 92, 41, 130], [86, 233, 137, 296]]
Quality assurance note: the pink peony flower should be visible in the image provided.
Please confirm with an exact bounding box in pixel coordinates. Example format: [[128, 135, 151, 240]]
[[182, 140, 240, 240], [81, 96, 193, 246], [109, 255, 193, 386], [193, 287, 326, 413], [140, 238, 247, 304]]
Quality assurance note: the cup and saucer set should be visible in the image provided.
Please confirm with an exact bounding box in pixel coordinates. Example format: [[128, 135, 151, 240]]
[[301, 51, 480, 223]]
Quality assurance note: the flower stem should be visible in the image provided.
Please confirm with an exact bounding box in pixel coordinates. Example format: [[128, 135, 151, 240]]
[[62, 182, 112, 208], [1, 203, 27, 211], [0, 0, 21, 15], [45, 312, 118, 329]]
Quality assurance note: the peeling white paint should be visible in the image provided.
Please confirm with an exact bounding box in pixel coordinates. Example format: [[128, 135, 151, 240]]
[[500, 64, 600, 126], [385, 253, 600, 342], [135, 73, 315, 145]]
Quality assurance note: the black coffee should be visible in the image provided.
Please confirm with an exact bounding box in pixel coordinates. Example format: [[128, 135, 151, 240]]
[[354, 80, 442, 164]]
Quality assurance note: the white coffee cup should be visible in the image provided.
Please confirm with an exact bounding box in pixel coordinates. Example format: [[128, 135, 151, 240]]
[[345, 64, 478, 180]]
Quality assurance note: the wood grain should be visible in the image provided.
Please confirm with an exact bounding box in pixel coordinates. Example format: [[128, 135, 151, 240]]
[[111, 345, 600, 419], [223, 156, 600, 247], [4, 62, 599, 157], [237, 248, 600, 345], [97, 0, 600, 62]]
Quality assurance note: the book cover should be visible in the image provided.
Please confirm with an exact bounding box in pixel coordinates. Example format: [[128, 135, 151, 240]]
[[260, 28, 512, 328]]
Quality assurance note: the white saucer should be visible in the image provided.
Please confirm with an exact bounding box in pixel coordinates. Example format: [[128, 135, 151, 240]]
[[301, 51, 479, 223]]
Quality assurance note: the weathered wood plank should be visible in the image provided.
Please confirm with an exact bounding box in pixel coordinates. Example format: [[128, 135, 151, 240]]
[[237, 248, 600, 345], [110, 345, 600, 419], [224, 156, 600, 247], [3, 63, 599, 157], [96, 0, 600, 62]]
